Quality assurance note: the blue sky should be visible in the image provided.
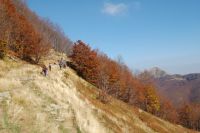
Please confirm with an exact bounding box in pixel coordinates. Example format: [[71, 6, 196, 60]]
[[27, 0, 200, 74]]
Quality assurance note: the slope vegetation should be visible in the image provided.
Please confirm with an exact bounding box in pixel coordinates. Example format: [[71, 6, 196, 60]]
[[0, 53, 197, 133]]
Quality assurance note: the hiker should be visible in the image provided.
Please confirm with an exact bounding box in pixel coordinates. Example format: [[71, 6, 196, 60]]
[[62, 60, 67, 68], [49, 63, 52, 71], [59, 61, 62, 69], [59, 58, 63, 69], [44, 67, 48, 76], [42, 65, 48, 77], [63, 63, 66, 68]]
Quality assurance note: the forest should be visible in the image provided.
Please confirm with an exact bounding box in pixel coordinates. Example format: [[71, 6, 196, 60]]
[[0, 0, 200, 131], [70, 40, 200, 131], [0, 0, 72, 63]]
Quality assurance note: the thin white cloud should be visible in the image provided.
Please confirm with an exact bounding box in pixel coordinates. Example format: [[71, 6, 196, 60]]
[[102, 2, 128, 16]]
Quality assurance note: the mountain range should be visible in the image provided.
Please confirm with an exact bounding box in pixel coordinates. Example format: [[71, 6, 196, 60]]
[[147, 67, 200, 106]]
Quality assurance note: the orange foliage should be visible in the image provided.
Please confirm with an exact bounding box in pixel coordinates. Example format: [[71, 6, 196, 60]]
[[159, 98, 179, 123], [0, 0, 50, 63], [70, 40, 159, 112], [70, 40, 99, 85], [178, 104, 200, 130], [69, 39, 200, 131]]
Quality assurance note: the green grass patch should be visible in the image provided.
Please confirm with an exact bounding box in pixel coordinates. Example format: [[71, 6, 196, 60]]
[[76, 126, 81, 133], [0, 102, 21, 133], [59, 125, 69, 133]]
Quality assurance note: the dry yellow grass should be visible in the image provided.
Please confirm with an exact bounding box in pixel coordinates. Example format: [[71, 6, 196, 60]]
[[0, 52, 198, 133]]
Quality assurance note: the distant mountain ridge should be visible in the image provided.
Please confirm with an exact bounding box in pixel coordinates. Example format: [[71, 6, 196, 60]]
[[145, 68, 200, 106]]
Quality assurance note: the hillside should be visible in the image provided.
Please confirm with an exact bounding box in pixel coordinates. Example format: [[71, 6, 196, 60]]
[[0, 52, 197, 133], [156, 74, 200, 105], [146, 68, 200, 106]]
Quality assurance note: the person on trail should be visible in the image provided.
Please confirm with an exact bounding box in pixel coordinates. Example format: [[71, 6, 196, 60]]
[[59, 61, 62, 69], [44, 67, 48, 76], [59, 58, 63, 70], [42, 65, 48, 77], [49, 63, 52, 71], [63, 63, 66, 68]]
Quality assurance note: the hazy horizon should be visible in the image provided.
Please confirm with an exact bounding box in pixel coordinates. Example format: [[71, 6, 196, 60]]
[[27, 0, 200, 74]]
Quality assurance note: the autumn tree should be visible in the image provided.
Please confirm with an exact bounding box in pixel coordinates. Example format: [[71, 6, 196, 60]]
[[70, 40, 99, 85], [96, 53, 131, 101], [11, 0, 72, 55], [0, 0, 12, 52], [159, 98, 179, 123], [103, 59, 120, 97], [143, 85, 160, 114], [0, 40, 7, 59], [96, 53, 125, 103], [0, 0, 50, 63], [0, 0, 72, 61], [190, 104, 200, 131], [137, 71, 160, 113], [1, 0, 72, 63], [178, 104, 193, 128], [178, 104, 200, 131]]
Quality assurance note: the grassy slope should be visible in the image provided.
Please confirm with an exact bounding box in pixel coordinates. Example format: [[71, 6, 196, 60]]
[[0, 52, 198, 133]]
